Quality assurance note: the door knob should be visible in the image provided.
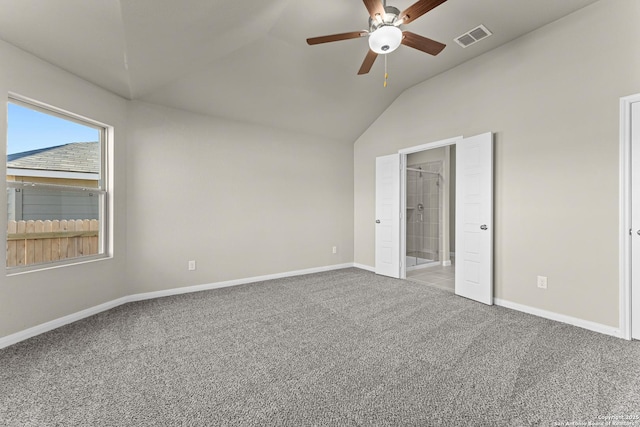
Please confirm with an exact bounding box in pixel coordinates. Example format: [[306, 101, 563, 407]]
[[376, 220, 381, 223], [637, 229, 640, 235], [480, 224, 488, 230]]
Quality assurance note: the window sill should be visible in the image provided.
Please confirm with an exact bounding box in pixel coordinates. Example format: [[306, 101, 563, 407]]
[[6, 254, 113, 277]]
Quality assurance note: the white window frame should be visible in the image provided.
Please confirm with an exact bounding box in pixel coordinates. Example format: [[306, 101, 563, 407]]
[[6, 94, 111, 274]]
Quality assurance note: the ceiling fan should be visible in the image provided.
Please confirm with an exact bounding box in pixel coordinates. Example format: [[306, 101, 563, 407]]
[[307, 0, 448, 75]]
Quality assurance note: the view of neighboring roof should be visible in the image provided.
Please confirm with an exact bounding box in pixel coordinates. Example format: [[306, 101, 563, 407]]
[[7, 142, 99, 174]]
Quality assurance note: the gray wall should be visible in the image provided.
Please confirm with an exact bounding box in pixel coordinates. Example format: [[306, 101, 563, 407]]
[[354, 0, 640, 328], [126, 101, 354, 294], [0, 39, 128, 338]]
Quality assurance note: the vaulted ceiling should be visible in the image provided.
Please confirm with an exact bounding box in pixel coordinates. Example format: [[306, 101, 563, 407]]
[[0, 0, 599, 142]]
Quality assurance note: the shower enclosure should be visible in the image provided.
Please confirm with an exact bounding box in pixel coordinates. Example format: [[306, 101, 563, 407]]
[[406, 161, 442, 269]]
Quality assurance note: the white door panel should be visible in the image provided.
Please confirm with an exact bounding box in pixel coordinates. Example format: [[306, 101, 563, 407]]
[[455, 133, 493, 305], [375, 154, 401, 278], [631, 102, 640, 340]]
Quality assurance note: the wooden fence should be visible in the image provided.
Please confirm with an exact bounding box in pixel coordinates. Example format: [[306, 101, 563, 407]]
[[6, 219, 99, 267]]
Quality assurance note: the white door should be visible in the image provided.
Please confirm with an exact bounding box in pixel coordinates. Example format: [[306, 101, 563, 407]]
[[375, 154, 401, 278], [455, 133, 493, 304], [632, 101, 640, 340]]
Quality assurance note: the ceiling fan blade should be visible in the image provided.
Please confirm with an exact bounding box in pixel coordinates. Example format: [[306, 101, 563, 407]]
[[362, 0, 386, 20], [358, 49, 378, 75], [402, 31, 446, 55], [307, 31, 367, 45], [400, 0, 447, 25]]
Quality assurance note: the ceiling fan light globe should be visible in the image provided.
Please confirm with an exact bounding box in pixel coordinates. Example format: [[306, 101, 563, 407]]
[[368, 25, 402, 54]]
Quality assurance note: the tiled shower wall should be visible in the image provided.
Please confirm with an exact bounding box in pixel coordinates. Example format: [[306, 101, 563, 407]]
[[407, 161, 442, 261]]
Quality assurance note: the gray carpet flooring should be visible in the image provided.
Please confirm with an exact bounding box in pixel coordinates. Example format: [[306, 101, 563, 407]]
[[1, 268, 640, 426]]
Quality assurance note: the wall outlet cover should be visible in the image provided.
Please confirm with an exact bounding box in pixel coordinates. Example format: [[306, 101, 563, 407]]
[[537, 276, 547, 289]]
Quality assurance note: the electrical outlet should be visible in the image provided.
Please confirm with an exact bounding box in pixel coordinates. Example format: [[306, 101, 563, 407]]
[[332, 246, 337, 254], [188, 260, 196, 271], [537, 275, 547, 289]]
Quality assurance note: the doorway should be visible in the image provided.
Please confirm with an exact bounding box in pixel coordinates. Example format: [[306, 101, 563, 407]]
[[405, 145, 455, 292], [375, 133, 493, 305]]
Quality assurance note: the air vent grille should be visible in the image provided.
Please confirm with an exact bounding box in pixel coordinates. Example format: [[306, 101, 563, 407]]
[[455, 24, 492, 48]]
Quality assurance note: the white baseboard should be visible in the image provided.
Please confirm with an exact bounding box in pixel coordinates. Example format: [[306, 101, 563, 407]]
[[127, 263, 355, 303], [4, 265, 624, 349], [494, 298, 622, 339], [442, 260, 452, 267], [0, 263, 355, 350], [353, 263, 375, 272], [0, 296, 130, 350]]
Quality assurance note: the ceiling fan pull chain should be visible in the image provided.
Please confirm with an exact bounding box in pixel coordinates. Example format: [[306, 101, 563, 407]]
[[384, 54, 388, 88]]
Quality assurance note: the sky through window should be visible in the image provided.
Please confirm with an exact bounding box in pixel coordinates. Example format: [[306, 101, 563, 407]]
[[7, 103, 99, 155]]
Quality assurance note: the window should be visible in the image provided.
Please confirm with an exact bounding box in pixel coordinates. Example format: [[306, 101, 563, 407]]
[[6, 96, 109, 270]]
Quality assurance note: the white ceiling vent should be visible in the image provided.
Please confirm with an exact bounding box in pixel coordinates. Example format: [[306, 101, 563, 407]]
[[455, 24, 492, 48]]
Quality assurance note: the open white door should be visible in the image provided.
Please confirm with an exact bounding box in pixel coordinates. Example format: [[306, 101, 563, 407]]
[[631, 101, 640, 340], [375, 154, 401, 278], [455, 133, 493, 304]]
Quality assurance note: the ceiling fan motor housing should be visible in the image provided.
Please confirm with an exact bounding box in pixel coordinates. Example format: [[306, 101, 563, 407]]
[[368, 5, 401, 31]]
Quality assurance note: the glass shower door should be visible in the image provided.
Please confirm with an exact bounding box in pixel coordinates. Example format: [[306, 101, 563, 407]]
[[406, 161, 443, 269], [406, 169, 419, 268]]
